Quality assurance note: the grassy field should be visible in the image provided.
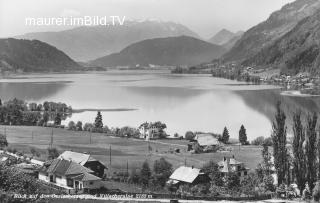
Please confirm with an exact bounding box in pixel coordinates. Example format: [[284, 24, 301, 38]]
[[1, 125, 263, 172]]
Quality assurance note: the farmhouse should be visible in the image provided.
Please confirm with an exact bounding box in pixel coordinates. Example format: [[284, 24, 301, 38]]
[[59, 151, 106, 178], [195, 134, 220, 147], [167, 166, 210, 186], [188, 133, 220, 152], [218, 156, 249, 181], [39, 159, 102, 194]]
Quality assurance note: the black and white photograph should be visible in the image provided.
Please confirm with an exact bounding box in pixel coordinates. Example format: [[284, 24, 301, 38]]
[[0, 0, 320, 202]]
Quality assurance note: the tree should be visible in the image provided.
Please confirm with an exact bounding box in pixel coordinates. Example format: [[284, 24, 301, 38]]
[[251, 136, 265, 145], [271, 101, 288, 186], [318, 127, 320, 180], [202, 160, 223, 186], [83, 123, 94, 132], [305, 112, 318, 190], [68, 121, 76, 130], [313, 181, 320, 202], [54, 113, 62, 126], [153, 158, 172, 187], [292, 110, 306, 195], [0, 134, 8, 149], [47, 148, 59, 160], [76, 121, 83, 131], [239, 125, 248, 145], [140, 160, 151, 186], [185, 131, 195, 140], [42, 111, 50, 125], [94, 111, 103, 129], [221, 127, 230, 144]]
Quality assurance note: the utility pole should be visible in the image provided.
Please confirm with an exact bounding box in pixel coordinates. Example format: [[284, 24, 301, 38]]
[[50, 129, 53, 149], [109, 145, 112, 166], [126, 160, 129, 176]]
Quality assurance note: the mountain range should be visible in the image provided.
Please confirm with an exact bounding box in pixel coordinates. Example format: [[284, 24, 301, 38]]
[[223, 0, 320, 64], [17, 20, 199, 61], [90, 36, 226, 67], [0, 38, 81, 72], [242, 9, 320, 75]]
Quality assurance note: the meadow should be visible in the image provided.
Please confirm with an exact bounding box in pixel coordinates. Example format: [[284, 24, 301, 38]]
[[1, 125, 263, 172]]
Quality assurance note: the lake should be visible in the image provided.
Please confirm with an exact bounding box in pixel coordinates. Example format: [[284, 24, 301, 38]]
[[1, 70, 319, 140]]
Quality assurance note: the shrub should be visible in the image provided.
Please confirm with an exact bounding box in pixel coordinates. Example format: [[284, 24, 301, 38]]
[[0, 134, 8, 149], [185, 131, 195, 140]]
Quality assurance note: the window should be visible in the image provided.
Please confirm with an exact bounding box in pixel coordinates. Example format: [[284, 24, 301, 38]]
[[89, 181, 94, 185], [244, 171, 247, 176]]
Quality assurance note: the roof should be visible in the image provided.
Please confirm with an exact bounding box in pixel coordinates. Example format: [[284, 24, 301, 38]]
[[45, 159, 93, 176], [73, 172, 101, 181], [195, 134, 219, 146], [169, 166, 202, 183], [59, 151, 90, 165]]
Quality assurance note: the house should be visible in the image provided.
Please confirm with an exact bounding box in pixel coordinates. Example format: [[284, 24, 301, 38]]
[[167, 166, 210, 186], [39, 159, 102, 194], [139, 122, 163, 140], [194, 134, 220, 147], [217, 156, 249, 181], [188, 134, 220, 152], [58, 151, 106, 178]]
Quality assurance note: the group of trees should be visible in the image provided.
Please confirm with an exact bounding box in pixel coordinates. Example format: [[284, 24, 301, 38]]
[[128, 158, 173, 190], [0, 98, 71, 127], [271, 101, 320, 200], [67, 111, 141, 138], [211, 68, 261, 84], [251, 136, 273, 146]]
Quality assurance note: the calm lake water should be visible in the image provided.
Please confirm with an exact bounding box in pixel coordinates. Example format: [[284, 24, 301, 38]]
[[1, 70, 320, 140]]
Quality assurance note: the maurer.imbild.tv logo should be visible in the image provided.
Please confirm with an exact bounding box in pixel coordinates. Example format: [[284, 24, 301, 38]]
[[25, 16, 126, 26]]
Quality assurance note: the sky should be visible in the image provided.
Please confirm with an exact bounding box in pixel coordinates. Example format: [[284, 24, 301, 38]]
[[0, 0, 295, 39]]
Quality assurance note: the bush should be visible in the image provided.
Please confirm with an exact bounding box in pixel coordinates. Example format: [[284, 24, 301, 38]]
[[185, 131, 195, 140], [0, 134, 8, 149]]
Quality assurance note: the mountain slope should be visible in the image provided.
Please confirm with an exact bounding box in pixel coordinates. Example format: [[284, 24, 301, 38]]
[[221, 31, 244, 50], [242, 10, 320, 75], [90, 36, 226, 67], [17, 21, 200, 61], [208, 29, 237, 45], [223, 0, 320, 62], [0, 38, 81, 72]]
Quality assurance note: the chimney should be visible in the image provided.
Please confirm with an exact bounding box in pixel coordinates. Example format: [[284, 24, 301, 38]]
[[232, 155, 235, 159], [191, 165, 194, 169], [223, 157, 226, 161]]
